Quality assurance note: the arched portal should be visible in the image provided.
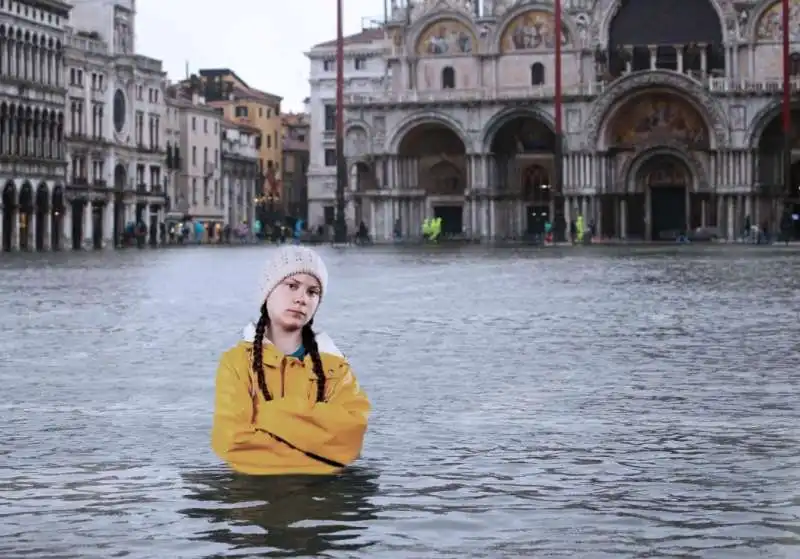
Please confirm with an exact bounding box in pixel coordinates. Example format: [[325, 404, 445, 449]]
[[636, 154, 692, 240], [756, 108, 800, 238], [397, 122, 467, 236], [113, 163, 126, 246], [602, 91, 711, 239], [18, 182, 33, 251], [1, 181, 15, 252], [607, 0, 724, 78], [35, 183, 48, 251], [51, 185, 64, 250], [488, 113, 557, 238]]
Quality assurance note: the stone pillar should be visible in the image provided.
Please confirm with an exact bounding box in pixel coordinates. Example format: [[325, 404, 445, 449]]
[[677, 45, 684, 73], [701, 200, 707, 228], [700, 44, 707, 74], [563, 197, 572, 242], [649, 45, 657, 70], [645, 188, 652, 240], [42, 211, 51, 251], [620, 198, 627, 239], [63, 203, 72, 250], [83, 202, 93, 248], [103, 202, 114, 248], [726, 196, 734, 240], [12, 212, 19, 250], [29, 212, 36, 250]]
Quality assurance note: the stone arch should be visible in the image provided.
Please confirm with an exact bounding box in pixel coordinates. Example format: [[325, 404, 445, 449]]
[[749, 100, 800, 191], [595, 0, 728, 47], [19, 181, 33, 212], [349, 160, 376, 192], [482, 106, 560, 152], [493, 3, 577, 53], [35, 182, 49, 213], [410, 12, 478, 56], [388, 111, 470, 153], [621, 142, 708, 193], [2, 180, 16, 207], [585, 71, 728, 150], [114, 163, 127, 189], [749, 0, 800, 42], [52, 185, 64, 212], [345, 123, 370, 159]]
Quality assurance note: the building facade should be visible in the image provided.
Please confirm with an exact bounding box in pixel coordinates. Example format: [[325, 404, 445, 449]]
[[170, 89, 224, 240], [196, 69, 283, 198], [63, 0, 168, 249], [0, 0, 71, 253], [221, 120, 259, 230], [306, 25, 388, 229], [282, 112, 310, 220], [335, 0, 800, 242]]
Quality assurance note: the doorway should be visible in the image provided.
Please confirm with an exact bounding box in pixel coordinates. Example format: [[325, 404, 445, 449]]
[[433, 205, 463, 236]]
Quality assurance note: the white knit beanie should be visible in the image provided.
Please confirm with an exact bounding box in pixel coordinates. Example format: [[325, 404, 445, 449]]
[[259, 246, 328, 306]]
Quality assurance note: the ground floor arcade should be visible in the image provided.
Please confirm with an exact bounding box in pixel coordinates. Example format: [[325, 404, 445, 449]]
[[1, 180, 166, 252]]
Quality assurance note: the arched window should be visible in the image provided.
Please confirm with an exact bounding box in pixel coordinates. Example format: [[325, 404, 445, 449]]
[[791, 52, 800, 76], [531, 63, 545, 85], [441, 66, 455, 89]]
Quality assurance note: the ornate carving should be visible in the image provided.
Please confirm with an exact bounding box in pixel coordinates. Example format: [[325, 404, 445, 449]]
[[618, 140, 709, 193], [755, 0, 800, 41], [417, 19, 476, 55], [411, 0, 475, 22], [584, 71, 728, 149], [608, 94, 708, 148], [345, 127, 369, 158]]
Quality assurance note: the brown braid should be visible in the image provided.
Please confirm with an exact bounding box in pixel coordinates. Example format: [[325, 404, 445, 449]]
[[252, 302, 272, 401], [302, 320, 327, 402]]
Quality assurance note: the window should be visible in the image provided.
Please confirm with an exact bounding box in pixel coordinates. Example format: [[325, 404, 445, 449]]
[[354, 57, 366, 70], [531, 63, 545, 85], [442, 67, 455, 89], [791, 53, 800, 76], [324, 149, 336, 167], [323, 59, 334, 71], [324, 206, 335, 225], [235, 106, 248, 117], [324, 105, 336, 131]]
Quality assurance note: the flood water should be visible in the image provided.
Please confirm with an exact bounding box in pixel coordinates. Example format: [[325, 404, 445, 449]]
[[1, 244, 799, 558]]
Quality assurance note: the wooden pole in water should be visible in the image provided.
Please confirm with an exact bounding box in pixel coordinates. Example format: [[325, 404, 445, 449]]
[[554, 0, 564, 238]]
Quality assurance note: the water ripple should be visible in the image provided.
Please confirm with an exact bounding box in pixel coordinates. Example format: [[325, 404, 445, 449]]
[[0, 245, 798, 558]]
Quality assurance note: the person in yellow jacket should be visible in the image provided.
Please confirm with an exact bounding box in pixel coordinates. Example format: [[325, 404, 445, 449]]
[[211, 246, 371, 475]]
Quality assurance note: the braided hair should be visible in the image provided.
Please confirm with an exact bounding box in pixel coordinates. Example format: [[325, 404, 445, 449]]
[[251, 303, 327, 402]]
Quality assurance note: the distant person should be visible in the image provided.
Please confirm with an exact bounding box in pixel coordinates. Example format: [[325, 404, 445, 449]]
[[211, 246, 371, 475]]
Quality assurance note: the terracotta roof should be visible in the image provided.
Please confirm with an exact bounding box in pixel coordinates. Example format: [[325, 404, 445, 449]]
[[312, 28, 385, 49]]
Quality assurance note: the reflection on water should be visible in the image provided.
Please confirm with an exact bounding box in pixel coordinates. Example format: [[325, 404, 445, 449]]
[[179, 467, 381, 557]]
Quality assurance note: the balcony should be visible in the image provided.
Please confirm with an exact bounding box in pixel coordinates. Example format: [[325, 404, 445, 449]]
[[345, 74, 800, 108]]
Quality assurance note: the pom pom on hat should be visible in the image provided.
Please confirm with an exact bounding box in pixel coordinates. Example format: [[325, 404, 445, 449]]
[[259, 246, 328, 305]]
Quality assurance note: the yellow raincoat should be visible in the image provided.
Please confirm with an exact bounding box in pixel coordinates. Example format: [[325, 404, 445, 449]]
[[211, 326, 370, 475]]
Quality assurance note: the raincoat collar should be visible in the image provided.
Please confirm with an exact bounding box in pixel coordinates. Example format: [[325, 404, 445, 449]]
[[241, 322, 343, 357]]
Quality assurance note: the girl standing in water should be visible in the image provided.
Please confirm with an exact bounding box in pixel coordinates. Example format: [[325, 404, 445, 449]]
[[212, 246, 370, 475]]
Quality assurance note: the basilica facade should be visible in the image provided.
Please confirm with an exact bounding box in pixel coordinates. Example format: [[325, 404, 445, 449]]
[[340, 0, 800, 241]]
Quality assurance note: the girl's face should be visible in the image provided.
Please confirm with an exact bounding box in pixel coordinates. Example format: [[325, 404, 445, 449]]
[[266, 273, 322, 332]]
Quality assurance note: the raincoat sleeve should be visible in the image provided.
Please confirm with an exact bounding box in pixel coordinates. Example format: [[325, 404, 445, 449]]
[[211, 351, 281, 469], [255, 364, 370, 468]]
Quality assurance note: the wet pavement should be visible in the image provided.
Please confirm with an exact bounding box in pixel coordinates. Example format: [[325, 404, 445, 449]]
[[1, 244, 799, 558]]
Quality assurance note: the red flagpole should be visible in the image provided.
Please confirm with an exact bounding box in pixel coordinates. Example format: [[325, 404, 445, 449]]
[[554, 0, 564, 229], [782, 0, 792, 210]]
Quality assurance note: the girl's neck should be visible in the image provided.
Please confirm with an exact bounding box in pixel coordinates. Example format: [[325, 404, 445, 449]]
[[267, 326, 302, 356]]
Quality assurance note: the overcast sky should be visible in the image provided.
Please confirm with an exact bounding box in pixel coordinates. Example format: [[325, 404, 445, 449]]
[[135, 0, 389, 112]]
